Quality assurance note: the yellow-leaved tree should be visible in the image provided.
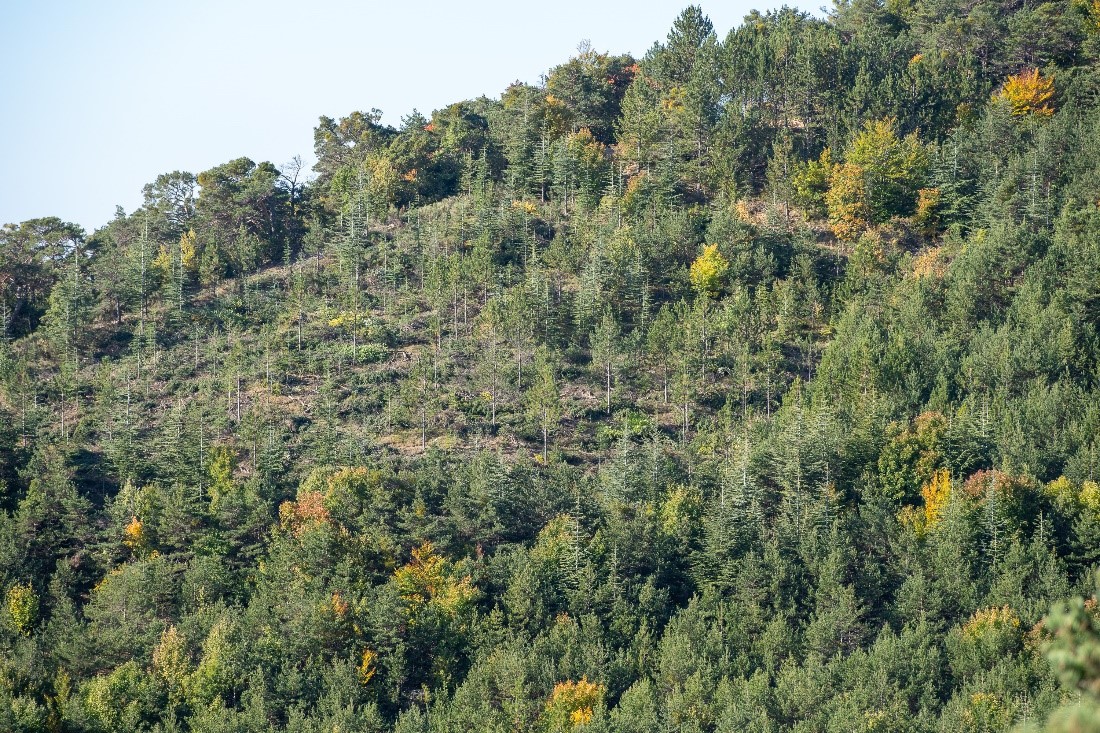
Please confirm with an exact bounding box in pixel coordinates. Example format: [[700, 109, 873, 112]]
[[922, 468, 952, 527], [357, 648, 378, 685], [826, 163, 870, 241], [123, 515, 148, 556], [179, 229, 197, 271], [792, 148, 833, 217], [899, 468, 952, 537], [392, 541, 476, 685], [394, 541, 475, 617], [946, 606, 1022, 682], [541, 677, 604, 732], [689, 244, 729, 388], [7, 582, 38, 635], [689, 244, 729, 299], [994, 68, 1055, 117], [186, 616, 237, 708], [151, 625, 191, 707]]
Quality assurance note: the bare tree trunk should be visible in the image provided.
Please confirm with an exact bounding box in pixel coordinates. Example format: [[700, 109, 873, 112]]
[[683, 401, 689, 444], [606, 362, 611, 414]]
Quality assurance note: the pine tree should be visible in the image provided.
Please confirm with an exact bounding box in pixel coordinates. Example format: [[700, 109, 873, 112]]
[[590, 310, 622, 415], [525, 347, 562, 462]]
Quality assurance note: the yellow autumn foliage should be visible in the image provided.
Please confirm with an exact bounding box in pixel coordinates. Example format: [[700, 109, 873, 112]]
[[914, 187, 940, 235], [900, 468, 951, 537], [152, 625, 191, 703], [278, 491, 331, 537], [7, 583, 38, 635], [330, 591, 350, 618], [994, 68, 1055, 117], [922, 468, 952, 528], [151, 230, 197, 279], [358, 648, 377, 685], [393, 541, 475, 621], [207, 445, 235, 512], [962, 692, 1011, 731], [689, 244, 729, 298], [1081, 480, 1100, 512], [660, 485, 701, 537], [1045, 475, 1075, 503], [961, 606, 1021, 641], [621, 172, 649, 212], [734, 198, 755, 223], [512, 199, 539, 216], [328, 311, 358, 328], [826, 163, 870, 241], [661, 86, 686, 112], [911, 247, 945, 279], [791, 148, 832, 217], [180, 229, 197, 271], [542, 677, 603, 732], [1044, 475, 1100, 513], [544, 93, 572, 138], [152, 244, 173, 278], [123, 515, 149, 555]]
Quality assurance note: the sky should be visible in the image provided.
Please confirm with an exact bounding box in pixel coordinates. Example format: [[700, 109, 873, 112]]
[[0, 0, 819, 233]]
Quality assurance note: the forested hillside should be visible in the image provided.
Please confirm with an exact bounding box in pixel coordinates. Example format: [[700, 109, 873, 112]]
[[7, 2, 1100, 731]]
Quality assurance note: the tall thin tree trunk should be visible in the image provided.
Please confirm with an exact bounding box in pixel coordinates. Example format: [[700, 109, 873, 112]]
[[683, 401, 689, 444], [606, 362, 611, 414]]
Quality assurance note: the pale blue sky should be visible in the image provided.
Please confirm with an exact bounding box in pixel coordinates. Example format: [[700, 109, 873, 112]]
[[0, 0, 817, 233]]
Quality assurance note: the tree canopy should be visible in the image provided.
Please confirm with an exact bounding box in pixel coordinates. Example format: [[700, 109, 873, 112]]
[[4, 2, 1100, 731]]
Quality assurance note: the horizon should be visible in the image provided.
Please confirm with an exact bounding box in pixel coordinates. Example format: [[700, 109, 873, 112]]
[[0, 0, 820, 234]]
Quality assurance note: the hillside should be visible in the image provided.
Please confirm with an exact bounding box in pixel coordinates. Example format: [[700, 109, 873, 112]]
[[5, 3, 1100, 731]]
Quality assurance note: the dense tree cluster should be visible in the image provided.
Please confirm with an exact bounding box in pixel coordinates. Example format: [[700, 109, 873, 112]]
[[5, 2, 1100, 731]]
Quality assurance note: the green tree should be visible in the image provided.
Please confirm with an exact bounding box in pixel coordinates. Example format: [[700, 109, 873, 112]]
[[545, 43, 637, 144], [590, 311, 623, 415], [1023, 573, 1100, 731], [0, 218, 82, 338], [526, 347, 563, 461], [844, 118, 929, 222]]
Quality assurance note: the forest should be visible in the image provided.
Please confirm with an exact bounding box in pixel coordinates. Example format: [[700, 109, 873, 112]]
[[5, 0, 1100, 730]]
